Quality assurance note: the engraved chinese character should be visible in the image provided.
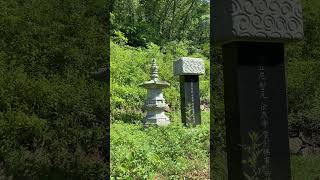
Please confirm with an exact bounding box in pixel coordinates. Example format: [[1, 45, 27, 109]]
[[258, 71, 266, 81], [258, 66, 265, 71]]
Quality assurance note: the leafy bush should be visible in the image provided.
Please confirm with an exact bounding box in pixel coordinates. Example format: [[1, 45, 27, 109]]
[[0, 65, 108, 179], [291, 155, 320, 180], [287, 61, 320, 133], [110, 112, 210, 179], [0, 0, 108, 178]]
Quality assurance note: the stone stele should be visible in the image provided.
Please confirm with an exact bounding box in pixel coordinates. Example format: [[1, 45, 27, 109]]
[[173, 57, 205, 76], [213, 0, 304, 45]]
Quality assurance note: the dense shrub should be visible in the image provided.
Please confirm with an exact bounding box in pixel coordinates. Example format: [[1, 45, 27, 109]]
[[0, 0, 108, 178], [287, 61, 320, 133], [110, 112, 210, 179], [0, 65, 108, 179], [291, 155, 320, 179]]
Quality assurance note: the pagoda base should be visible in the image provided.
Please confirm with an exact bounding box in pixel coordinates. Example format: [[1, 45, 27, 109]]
[[143, 111, 170, 126]]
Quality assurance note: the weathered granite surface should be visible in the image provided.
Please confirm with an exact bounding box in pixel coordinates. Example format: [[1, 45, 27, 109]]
[[139, 59, 170, 126], [213, 0, 304, 44], [173, 57, 205, 76]]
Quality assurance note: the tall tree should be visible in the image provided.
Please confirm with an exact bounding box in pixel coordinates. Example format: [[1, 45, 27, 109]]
[[111, 0, 209, 47]]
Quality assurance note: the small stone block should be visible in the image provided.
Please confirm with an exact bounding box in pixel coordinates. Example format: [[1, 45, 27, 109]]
[[213, 0, 304, 45], [173, 57, 205, 76]]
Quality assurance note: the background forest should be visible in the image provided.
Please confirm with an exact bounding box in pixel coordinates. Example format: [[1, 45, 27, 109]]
[[110, 0, 320, 179], [0, 0, 108, 179]]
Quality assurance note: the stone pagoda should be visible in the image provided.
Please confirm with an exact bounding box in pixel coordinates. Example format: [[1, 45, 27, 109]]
[[139, 58, 170, 126]]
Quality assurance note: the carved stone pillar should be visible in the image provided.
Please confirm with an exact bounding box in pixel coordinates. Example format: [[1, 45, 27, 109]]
[[212, 1, 304, 179]]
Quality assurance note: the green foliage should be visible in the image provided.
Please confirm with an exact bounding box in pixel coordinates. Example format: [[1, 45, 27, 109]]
[[242, 132, 270, 180], [111, 0, 209, 48], [0, 65, 108, 179], [287, 61, 320, 132], [0, 0, 108, 178], [291, 155, 320, 180], [284, 0, 320, 62], [300, 0, 320, 61], [0, 0, 108, 76], [110, 112, 210, 179], [112, 30, 129, 45]]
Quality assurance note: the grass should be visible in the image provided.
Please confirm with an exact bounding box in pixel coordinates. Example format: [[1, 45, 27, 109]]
[[110, 111, 210, 179], [291, 154, 320, 180], [111, 109, 320, 179]]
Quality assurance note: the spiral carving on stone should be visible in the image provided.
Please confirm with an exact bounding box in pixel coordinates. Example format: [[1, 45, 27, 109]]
[[252, 15, 263, 30], [269, 1, 280, 15], [215, 0, 304, 43], [244, 0, 254, 15], [233, 0, 302, 39], [255, 0, 268, 15]]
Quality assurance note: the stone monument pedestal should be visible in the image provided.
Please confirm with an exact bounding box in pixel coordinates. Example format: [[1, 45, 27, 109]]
[[174, 57, 205, 126]]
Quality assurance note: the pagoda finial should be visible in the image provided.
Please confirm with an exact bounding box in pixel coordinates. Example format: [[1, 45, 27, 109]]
[[150, 58, 158, 81]]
